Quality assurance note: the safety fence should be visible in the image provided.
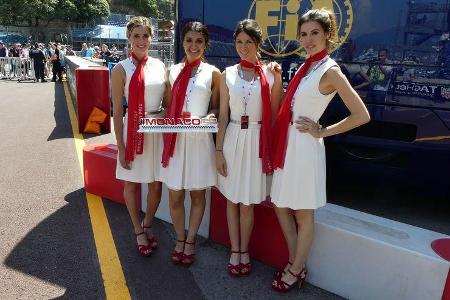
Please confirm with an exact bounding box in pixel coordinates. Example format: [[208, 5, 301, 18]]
[[0, 57, 35, 81]]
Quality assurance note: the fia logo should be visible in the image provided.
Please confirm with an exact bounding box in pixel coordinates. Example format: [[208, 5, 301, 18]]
[[247, 0, 353, 58]]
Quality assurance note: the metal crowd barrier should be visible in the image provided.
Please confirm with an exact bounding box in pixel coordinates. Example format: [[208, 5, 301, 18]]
[[150, 42, 174, 67], [0, 57, 36, 82]]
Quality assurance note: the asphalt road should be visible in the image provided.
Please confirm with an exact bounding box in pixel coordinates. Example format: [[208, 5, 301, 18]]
[[0, 78, 343, 299]]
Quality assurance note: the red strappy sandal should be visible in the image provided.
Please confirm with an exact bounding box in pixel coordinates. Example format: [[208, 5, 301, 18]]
[[171, 239, 185, 264], [135, 231, 152, 257], [272, 268, 308, 292], [181, 240, 196, 266], [227, 250, 241, 277], [239, 251, 252, 276], [142, 223, 158, 250], [274, 261, 293, 280]]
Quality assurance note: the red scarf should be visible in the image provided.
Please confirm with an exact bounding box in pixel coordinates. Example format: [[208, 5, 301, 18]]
[[162, 59, 201, 167], [240, 60, 273, 174], [271, 49, 328, 170], [125, 52, 148, 162]]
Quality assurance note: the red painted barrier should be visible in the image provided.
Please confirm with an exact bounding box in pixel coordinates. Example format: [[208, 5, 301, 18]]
[[431, 239, 450, 300], [83, 143, 140, 208], [209, 188, 289, 269], [76, 67, 111, 134]]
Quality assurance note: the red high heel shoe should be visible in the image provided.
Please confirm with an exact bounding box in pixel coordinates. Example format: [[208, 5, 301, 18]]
[[227, 250, 241, 277], [274, 261, 292, 280], [239, 251, 252, 276], [272, 268, 307, 292], [181, 240, 195, 266], [142, 223, 158, 250], [134, 231, 152, 257], [171, 239, 185, 264]]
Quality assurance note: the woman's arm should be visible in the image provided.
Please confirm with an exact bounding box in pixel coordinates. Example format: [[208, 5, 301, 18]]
[[215, 70, 230, 177], [162, 67, 171, 114], [111, 63, 130, 169], [270, 71, 283, 121], [296, 66, 370, 138], [354, 68, 371, 90], [207, 68, 221, 117]]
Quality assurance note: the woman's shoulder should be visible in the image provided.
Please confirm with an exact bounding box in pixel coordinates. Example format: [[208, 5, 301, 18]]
[[148, 56, 165, 67], [224, 64, 238, 73]]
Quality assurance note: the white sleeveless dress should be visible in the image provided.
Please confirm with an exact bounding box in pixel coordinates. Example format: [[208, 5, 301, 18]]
[[158, 62, 217, 190], [115, 57, 166, 183], [217, 64, 274, 205], [271, 58, 338, 209]]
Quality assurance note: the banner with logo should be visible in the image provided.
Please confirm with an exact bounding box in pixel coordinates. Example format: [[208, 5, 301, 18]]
[[393, 81, 450, 102]]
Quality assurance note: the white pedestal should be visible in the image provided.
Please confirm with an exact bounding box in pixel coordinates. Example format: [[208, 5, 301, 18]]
[[308, 204, 449, 300]]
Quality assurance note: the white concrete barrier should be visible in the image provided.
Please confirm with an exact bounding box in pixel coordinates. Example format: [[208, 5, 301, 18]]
[[309, 204, 449, 300]]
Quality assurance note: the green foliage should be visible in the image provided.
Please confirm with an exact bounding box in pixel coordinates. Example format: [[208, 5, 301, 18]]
[[0, 0, 175, 27], [0, 0, 110, 27]]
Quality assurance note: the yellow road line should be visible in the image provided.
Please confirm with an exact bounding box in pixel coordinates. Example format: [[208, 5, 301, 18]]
[[415, 135, 450, 142], [63, 82, 131, 300]]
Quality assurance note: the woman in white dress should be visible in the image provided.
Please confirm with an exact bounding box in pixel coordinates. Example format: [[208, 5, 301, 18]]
[[270, 9, 370, 291], [112, 16, 169, 257], [216, 19, 282, 276], [159, 22, 220, 266]]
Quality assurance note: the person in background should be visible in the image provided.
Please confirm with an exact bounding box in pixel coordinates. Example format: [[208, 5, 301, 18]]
[[59, 44, 66, 77], [355, 48, 393, 91], [0, 41, 7, 57], [80, 43, 88, 57], [85, 43, 95, 58], [100, 44, 111, 59], [50, 43, 62, 82], [66, 45, 75, 56], [93, 45, 101, 58], [30, 43, 46, 82], [45, 42, 55, 78]]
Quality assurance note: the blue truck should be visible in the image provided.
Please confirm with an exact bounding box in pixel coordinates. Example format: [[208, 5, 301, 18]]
[[175, 0, 450, 195]]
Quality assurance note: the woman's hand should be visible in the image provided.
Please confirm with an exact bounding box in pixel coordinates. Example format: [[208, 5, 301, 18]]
[[118, 146, 131, 170], [268, 61, 282, 75], [215, 151, 228, 177], [294, 116, 322, 138]]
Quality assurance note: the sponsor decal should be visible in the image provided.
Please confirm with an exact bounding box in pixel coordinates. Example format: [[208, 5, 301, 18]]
[[248, 0, 353, 58], [138, 116, 218, 133], [441, 87, 450, 100]]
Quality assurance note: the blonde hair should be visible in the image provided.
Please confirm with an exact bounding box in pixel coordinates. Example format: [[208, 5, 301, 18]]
[[298, 8, 337, 49], [126, 16, 153, 38]]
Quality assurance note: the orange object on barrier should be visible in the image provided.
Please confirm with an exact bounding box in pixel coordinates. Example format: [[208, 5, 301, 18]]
[[83, 143, 141, 208], [209, 188, 288, 269], [83, 106, 107, 134], [76, 67, 111, 134]]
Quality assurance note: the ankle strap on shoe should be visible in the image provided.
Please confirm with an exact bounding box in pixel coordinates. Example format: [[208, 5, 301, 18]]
[[287, 268, 303, 279], [230, 250, 240, 254], [135, 231, 145, 236], [185, 240, 195, 245], [176, 239, 185, 243]]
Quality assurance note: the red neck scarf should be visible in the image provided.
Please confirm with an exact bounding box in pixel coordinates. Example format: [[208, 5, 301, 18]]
[[125, 52, 148, 162], [240, 59, 273, 174], [272, 49, 328, 170], [162, 59, 201, 167]]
